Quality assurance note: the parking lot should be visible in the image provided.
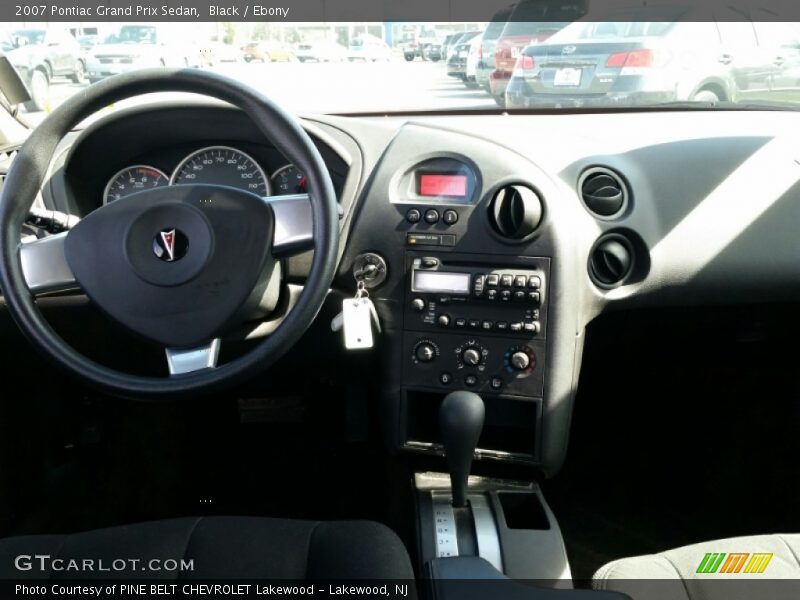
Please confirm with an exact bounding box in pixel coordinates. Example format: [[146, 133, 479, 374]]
[[23, 59, 497, 124]]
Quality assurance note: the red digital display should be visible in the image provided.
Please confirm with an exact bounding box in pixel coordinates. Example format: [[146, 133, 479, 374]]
[[419, 174, 468, 198]]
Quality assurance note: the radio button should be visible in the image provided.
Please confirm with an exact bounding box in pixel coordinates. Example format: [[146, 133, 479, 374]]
[[486, 289, 498, 300], [496, 321, 509, 331], [510, 322, 523, 332], [455, 318, 467, 328], [406, 208, 421, 223], [472, 275, 485, 297], [514, 275, 527, 288], [465, 374, 479, 387], [424, 209, 440, 224], [420, 257, 440, 269], [500, 274, 514, 287], [527, 291, 541, 304], [411, 297, 426, 312], [500, 290, 512, 301], [440, 372, 453, 385], [443, 209, 459, 225], [481, 321, 493, 331], [486, 274, 499, 287], [468, 319, 481, 329], [524, 322, 540, 334], [513, 290, 525, 302], [527, 276, 541, 289], [490, 377, 503, 390]]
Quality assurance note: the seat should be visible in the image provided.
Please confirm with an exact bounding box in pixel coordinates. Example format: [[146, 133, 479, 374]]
[[593, 534, 800, 600], [0, 517, 414, 580]]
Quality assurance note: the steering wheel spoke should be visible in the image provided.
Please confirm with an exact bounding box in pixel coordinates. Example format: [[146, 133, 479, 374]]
[[267, 193, 314, 257], [165, 339, 221, 375], [20, 232, 80, 295]]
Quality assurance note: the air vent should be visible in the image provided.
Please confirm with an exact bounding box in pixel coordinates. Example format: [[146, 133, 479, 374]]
[[580, 168, 628, 217], [589, 234, 634, 288], [489, 184, 543, 240]]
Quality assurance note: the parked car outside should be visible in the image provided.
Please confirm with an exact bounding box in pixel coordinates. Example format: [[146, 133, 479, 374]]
[[295, 41, 348, 62], [242, 41, 295, 63], [490, 0, 587, 105], [2, 28, 85, 111], [464, 35, 484, 88], [446, 31, 482, 79], [476, 5, 516, 91], [441, 33, 462, 61], [422, 39, 444, 62], [86, 24, 203, 83], [348, 35, 393, 62], [505, 13, 800, 109]]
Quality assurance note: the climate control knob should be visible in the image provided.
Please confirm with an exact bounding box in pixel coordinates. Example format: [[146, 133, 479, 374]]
[[509, 351, 531, 371], [504, 345, 536, 375], [462, 348, 482, 366], [413, 340, 439, 363]]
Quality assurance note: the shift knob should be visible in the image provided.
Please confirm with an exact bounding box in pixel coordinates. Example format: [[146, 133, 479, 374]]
[[439, 391, 485, 508]]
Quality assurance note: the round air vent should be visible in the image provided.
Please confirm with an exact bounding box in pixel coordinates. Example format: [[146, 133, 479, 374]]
[[579, 168, 628, 218], [489, 184, 543, 240], [589, 234, 634, 288]]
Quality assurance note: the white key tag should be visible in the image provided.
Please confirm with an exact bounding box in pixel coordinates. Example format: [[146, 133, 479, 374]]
[[342, 296, 379, 349]]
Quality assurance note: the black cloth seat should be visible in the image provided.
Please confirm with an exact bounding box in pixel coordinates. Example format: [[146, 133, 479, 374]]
[[0, 517, 414, 580]]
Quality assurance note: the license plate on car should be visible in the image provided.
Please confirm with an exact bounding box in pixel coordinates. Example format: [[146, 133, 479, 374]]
[[554, 67, 582, 87]]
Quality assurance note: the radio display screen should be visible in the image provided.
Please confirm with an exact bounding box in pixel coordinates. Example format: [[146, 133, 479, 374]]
[[413, 271, 471, 294], [418, 173, 468, 198]]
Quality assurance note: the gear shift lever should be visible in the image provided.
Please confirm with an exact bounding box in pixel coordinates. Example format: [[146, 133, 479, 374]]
[[439, 391, 485, 508]]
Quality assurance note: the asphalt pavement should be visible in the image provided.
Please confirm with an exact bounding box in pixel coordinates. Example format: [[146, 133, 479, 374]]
[[22, 59, 496, 125]]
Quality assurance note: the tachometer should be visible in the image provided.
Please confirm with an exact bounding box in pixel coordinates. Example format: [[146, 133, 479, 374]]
[[271, 164, 307, 195], [104, 165, 169, 204], [170, 146, 270, 196]]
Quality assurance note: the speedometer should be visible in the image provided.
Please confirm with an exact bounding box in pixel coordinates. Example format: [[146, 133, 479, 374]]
[[170, 146, 270, 196], [104, 165, 169, 204]]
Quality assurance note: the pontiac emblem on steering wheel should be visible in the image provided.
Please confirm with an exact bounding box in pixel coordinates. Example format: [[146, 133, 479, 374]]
[[153, 228, 188, 262]]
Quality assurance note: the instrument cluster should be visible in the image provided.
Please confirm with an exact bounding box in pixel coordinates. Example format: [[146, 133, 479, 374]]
[[103, 145, 307, 204]]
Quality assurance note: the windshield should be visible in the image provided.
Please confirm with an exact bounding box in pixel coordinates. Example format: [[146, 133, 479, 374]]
[[2, 15, 800, 124], [102, 26, 157, 45], [11, 30, 45, 45]]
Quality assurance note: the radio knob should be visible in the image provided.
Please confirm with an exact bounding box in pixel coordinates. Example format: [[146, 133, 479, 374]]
[[510, 351, 531, 371], [437, 314, 451, 327], [411, 297, 426, 312], [462, 348, 482, 366], [415, 342, 437, 363]]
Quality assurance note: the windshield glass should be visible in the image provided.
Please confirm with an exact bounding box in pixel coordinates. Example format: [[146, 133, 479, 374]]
[[1, 14, 800, 123], [102, 26, 158, 45]]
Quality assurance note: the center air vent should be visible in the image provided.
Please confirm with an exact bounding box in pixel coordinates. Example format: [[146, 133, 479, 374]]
[[489, 184, 543, 240], [580, 168, 628, 217], [589, 234, 634, 288]]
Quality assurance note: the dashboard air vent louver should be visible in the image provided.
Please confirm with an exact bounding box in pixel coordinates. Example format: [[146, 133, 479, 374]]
[[589, 234, 634, 288], [489, 184, 543, 240], [580, 168, 627, 217]]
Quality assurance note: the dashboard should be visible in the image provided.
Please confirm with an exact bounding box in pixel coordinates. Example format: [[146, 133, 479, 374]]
[[32, 103, 800, 478]]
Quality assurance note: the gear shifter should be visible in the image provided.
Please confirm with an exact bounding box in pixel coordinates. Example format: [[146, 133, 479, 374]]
[[439, 391, 485, 508]]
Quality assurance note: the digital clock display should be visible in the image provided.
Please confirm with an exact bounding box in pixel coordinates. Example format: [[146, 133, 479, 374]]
[[418, 173, 468, 198]]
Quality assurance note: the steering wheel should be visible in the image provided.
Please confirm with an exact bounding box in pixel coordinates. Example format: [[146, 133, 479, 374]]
[[0, 69, 339, 398]]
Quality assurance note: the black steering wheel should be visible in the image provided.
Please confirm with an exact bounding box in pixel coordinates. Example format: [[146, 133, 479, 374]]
[[0, 69, 339, 398]]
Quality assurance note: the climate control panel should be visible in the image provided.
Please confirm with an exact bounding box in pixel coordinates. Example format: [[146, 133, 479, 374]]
[[402, 332, 545, 398]]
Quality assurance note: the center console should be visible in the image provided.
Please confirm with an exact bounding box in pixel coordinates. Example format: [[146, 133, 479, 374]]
[[400, 251, 550, 464]]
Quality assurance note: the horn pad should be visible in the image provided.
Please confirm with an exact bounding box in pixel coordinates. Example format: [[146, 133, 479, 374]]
[[64, 184, 275, 348]]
